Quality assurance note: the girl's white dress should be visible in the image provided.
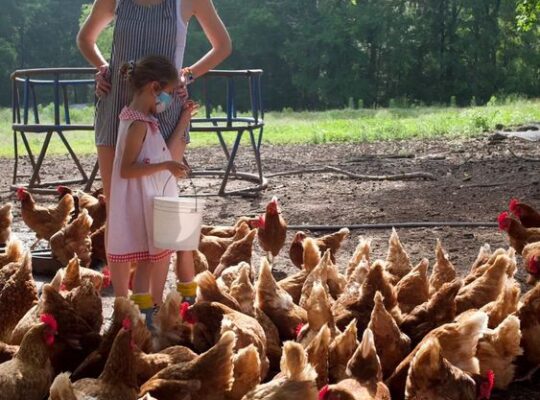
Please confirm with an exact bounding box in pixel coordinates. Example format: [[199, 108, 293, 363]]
[[107, 106, 178, 263]]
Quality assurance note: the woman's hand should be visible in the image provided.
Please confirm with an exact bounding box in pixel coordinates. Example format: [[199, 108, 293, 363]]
[[175, 75, 189, 102], [163, 160, 189, 178], [96, 64, 112, 97]]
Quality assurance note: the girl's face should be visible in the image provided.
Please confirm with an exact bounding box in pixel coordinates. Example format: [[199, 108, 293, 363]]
[[150, 81, 176, 114]]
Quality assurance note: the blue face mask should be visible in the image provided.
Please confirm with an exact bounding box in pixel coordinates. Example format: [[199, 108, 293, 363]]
[[155, 91, 173, 113]]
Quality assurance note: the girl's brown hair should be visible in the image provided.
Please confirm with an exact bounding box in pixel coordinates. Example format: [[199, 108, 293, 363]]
[[120, 55, 178, 90]]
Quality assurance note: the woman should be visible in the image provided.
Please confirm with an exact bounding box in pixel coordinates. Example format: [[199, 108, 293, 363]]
[[77, 0, 231, 303]]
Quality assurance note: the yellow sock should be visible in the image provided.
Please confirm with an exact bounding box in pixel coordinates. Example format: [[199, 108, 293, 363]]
[[130, 293, 154, 310], [177, 281, 197, 298]]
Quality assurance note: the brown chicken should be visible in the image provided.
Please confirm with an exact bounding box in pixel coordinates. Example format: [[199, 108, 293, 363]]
[[320, 328, 391, 400], [90, 225, 107, 266], [298, 280, 336, 348], [405, 337, 489, 400], [196, 271, 241, 311], [67, 323, 138, 400], [41, 284, 101, 373], [0, 202, 13, 244], [218, 261, 255, 290], [470, 243, 493, 274], [255, 257, 307, 340], [306, 324, 331, 389], [229, 264, 256, 316], [0, 340, 18, 363], [152, 291, 192, 351], [242, 340, 318, 400], [214, 229, 257, 277], [65, 278, 103, 333], [50, 209, 93, 266], [290, 231, 308, 269], [385, 228, 413, 284], [387, 310, 488, 399], [139, 331, 236, 400], [498, 211, 540, 254], [201, 216, 257, 238], [299, 250, 332, 308], [227, 344, 262, 400], [510, 198, 540, 228], [522, 241, 540, 283], [516, 283, 540, 377], [476, 315, 522, 390], [395, 258, 430, 314], [0, 237, 24, 268], [254, 307, 282, 374], [56, 255, 107, 292], [480, 279, 521, 329], [16, 187, 74, 243], [134, 345, 198, 386], [291, 228, 351, 268], [456, 254, 509, 314], [0, 252, 37, 342], [464, 247, 512, 286], [400, 279, 463, 345], [346, 236, 372, 279], [0, 314, 57, 400], [72, 297, 151, 381], [199, 224, 250, 272], [429, 239, 457, 295], [333, 260, 397, 333], [182, 301, 269, 378], [328, 319, 359, 382], [253, 197, 287, 262], [368, 292, 411, 379], [278, 239, 320, 304], [194, 249, 209, 274]]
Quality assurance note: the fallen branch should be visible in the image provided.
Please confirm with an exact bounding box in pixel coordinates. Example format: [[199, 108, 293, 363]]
[[346, 154, 415, 162], [267, 166, 436, 181], [508, 148, 540, 162]]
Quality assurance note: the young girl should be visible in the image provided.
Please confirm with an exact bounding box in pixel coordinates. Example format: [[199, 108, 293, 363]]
[[106, 55, 198, 323]]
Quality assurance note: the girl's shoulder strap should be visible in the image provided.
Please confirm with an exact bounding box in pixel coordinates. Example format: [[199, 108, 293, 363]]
[[119, 106, 160, 133]]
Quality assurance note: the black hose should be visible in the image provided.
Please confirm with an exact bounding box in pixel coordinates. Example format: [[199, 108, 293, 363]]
[[287, 221, 498, 231]]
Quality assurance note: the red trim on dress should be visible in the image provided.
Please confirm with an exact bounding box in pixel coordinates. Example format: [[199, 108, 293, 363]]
[[108, 249, 173, 263]]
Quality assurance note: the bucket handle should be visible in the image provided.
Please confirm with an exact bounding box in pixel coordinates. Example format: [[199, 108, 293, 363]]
[[162, 171, 201, 211]]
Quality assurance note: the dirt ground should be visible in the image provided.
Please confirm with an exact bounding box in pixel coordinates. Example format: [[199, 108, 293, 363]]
[[1, 132, 539, 398]]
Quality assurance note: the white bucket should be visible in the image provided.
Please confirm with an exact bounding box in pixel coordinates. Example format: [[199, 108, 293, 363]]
[[153, 196, 205, 251]]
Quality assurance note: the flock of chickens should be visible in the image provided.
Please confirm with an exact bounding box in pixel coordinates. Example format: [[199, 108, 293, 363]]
[[1, 189, 540, 400]]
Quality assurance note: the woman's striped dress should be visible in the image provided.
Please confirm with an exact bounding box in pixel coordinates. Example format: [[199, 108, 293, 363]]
[[95, 0, 187, 146]]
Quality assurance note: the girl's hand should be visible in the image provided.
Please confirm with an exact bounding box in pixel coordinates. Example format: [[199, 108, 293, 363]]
[[175, 74, 189, 101], [163, 160, 189, 178], [180, 100, 200, 123], [96, 64, 112, 97]]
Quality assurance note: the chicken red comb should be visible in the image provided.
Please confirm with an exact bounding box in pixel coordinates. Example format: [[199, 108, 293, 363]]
[[509, 198, 520, 215], [295, 323, 304, 338], [102, 266, 111, 288], [56, 185, 68, 194], [40, 313, 58, 333], [318, 385, 329, 400], [122, 317, 132, 331], [16, 187, 25, 194], [497, 211, 509, 230], [180, 302, 196, 324], [257, 214, 266, 229], [484, 370, 495, 398], [527, 256, 539, 274]]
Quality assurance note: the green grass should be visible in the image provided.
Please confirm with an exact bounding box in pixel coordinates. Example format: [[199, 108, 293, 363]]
[[0, 99, 539, 158]]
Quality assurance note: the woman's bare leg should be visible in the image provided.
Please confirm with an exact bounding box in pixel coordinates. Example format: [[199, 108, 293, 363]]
[[96, 145, 115, 201]]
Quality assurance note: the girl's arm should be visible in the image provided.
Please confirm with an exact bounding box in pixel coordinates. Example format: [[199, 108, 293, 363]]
[[167, 101, 198, 161], [121, 122, 187, 179], [77, 0, 116, 68], [182, 0, 232, 79]]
